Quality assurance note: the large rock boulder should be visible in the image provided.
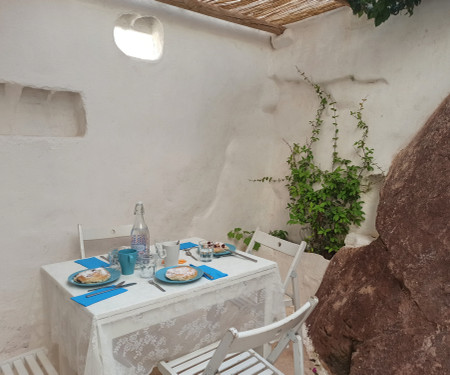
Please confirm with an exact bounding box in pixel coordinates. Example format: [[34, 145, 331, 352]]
[[307, 95, 450, 375]]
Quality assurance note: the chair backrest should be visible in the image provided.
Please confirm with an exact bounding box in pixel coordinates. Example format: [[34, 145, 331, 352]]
[[78, 223, 133, 259], [247, 229, 307, 305], [205, 297, 318, 375]]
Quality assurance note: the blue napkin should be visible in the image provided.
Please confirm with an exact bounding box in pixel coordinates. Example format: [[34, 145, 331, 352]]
[[197, 265, 228, 280], [75, 257, 110, 269], [180, 242, 198, 250], [71, 287, 128, 307]]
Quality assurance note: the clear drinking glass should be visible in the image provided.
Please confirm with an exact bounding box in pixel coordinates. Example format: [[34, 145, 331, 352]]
[[139, 253, 157, 279], [108, 249, 120, 270], [199, 241, 213, 262], [151, 243, 166, 269]]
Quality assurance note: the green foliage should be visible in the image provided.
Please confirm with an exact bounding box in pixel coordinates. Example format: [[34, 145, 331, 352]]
[[282, 71, 380, 258], [347, 0, 422, 26], [268, 229, 289, 241], [228, 71, 381, 259], [235, 70, 381, 259], [227, 228, 289, 251], [227, 228, 260, 250]]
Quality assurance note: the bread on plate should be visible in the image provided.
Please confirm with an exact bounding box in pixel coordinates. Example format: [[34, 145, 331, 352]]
[[74, 267, 111, 284], [165, 266, 198, 281], [208, 241, 229, 253]]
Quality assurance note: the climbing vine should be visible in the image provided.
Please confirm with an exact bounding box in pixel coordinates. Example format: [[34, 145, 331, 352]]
[[229, 70, 382, 259]]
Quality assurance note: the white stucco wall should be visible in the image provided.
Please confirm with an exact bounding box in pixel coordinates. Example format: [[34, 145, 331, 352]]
[[265, 0, 450, 241], [0, 0, 276, 358], [0, 0, 449, 362]]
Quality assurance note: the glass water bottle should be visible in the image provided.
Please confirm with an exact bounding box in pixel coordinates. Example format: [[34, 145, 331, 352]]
[[130, 201, 150, 261]]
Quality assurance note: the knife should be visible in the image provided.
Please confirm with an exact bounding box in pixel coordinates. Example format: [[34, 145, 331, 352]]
[[88, 281, 125, 292], [189, 264, 213, 280], [86, 283, 136, 298], [148, 279, 166, 292], [228, 250, 258, 263]]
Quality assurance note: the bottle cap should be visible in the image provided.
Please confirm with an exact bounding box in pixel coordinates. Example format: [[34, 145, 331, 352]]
[[134, 201, 145, 215]]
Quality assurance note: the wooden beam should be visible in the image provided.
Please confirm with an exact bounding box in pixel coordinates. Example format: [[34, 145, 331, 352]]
[[154, 0, 286, 35]]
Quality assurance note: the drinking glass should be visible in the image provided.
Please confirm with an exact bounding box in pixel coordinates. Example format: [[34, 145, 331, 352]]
[[199, 241, 213, 262], [108, 249, 120, 270], [139, 254, 157, 279]]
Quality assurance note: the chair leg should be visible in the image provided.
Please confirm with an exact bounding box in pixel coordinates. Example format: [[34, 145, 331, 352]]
[[292, 334, 304, 375], [291, 274, 301, 311], [291, 275, 305, 374]]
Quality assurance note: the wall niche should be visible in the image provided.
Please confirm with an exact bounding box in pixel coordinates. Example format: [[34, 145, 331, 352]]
[[0, 82, 86, 137]]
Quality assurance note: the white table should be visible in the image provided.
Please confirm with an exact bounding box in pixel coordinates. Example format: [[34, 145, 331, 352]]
[[41, 239, 285, 375]]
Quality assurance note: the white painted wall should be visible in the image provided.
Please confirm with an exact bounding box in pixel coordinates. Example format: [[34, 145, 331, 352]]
[[0, 0, 275, 358], [266, 0, 450, 241], [0, 0, 449, 362]]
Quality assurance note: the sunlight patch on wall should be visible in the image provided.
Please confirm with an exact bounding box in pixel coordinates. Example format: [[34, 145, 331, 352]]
[[114, 14, 164, 61]]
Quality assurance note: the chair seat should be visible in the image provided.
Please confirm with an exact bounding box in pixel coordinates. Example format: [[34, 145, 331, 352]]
[[0, 348, 58, 375], [158, 342, 284, 375], [158, 297, 318, 375]]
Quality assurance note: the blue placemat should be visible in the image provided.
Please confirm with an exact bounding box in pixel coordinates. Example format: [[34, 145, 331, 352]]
[[180, 242, 198, 250], [197, 265, 228, 280], [71, 288, 127, 307], [75, 257, 110, 269]]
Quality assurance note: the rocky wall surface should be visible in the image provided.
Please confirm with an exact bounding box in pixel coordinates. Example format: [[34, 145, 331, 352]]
[[306, 95, 450, 374]]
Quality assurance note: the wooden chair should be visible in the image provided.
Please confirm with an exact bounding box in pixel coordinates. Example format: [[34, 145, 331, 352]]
[[78, 223, 133, 259], [246, 229, 307, 310], [158, 297, 318, 375], [0, 348, 58, 375]]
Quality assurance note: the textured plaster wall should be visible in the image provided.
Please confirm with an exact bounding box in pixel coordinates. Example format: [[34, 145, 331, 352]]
[[0, 0, 276, 359], [265, 0, 450, 242], [0, 0, 449, 362]]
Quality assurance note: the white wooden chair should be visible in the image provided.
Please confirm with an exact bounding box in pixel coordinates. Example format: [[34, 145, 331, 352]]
[[246, 229, 307, 310], [158, 296, 318, 375], [78, 223, 133, 259], [0, 348, 58, 375]]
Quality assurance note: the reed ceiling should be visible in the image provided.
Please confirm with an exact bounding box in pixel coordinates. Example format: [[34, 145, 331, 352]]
[[155, 0, 348, 35]]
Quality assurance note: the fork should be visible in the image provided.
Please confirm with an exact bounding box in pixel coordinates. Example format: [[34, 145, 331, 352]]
[[185, 249, 198, 261]]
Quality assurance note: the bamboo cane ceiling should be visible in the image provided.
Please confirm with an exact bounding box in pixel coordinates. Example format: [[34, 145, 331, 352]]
[[155, 0, 347, 35]]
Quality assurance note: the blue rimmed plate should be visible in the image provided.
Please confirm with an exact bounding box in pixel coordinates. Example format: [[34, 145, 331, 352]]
[[213, 243, 236, 257], [68, 268, 120, 287], [155, 266, 204, 284]]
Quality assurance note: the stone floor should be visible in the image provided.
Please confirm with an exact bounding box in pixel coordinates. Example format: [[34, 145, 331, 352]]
[[271, 307, 329, 375], [274, 340, 329, 375]]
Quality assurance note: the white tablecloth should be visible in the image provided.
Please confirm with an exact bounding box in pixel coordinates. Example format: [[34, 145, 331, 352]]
[[41, 239, 285, 375]]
